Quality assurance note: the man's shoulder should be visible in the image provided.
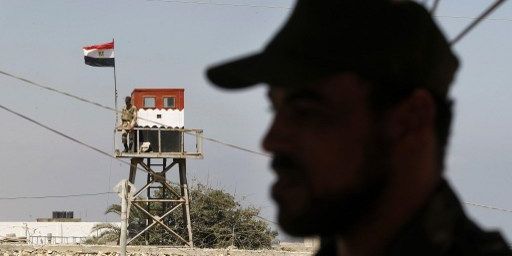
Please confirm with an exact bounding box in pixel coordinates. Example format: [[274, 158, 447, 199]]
[[391, 180, 511, 255], [450, 222, 510, 255], [315, 181, 511, 256]]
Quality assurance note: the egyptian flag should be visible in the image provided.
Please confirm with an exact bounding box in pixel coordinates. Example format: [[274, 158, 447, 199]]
[[83, 41, 115, 67]]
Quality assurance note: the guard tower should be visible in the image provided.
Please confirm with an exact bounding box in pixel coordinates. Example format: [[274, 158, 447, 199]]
[[115, 88, 203, 247]]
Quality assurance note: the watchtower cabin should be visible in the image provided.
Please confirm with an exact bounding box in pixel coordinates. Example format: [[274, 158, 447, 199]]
[[115, 88, 202, 158], [114, 88, 203, 247], [133, 88, 184, 128]]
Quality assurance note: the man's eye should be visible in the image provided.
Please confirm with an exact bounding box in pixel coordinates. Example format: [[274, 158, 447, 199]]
[[290, 103, 319, 116], [286, 101, 329, 120]]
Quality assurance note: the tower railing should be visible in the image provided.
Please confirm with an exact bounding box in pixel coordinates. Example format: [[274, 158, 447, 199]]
[[114, 127, 203, 159]]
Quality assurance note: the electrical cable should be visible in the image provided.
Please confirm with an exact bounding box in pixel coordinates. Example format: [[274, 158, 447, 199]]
[[2, 0, 511, 228], [465, 201, 512, 214], [140, 0, 512, 46], [0, 69, 269, 158], [1, 65, 510, 226], [254, 215, 278, 225], [450, 0, 508, 45], [430, 0, 441, 15], [0, 103, 155, 177], [0, 192, 115, 200], [142, 0, 512, 23], [144, 0, 291, 10], [3, 103, 512, 226], [436, 15, 512, 22], [0, 103, 277, 225], [0, 104, 115, 160]]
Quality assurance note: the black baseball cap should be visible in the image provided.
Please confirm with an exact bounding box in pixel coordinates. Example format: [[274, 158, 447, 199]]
[[206, 0, 459, 97]]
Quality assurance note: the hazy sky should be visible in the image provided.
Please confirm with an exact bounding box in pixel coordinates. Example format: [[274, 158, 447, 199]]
[[1, 0, 512, 242]]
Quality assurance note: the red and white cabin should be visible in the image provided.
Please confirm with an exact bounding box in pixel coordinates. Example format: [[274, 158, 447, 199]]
[[131, 88, 184, 128]]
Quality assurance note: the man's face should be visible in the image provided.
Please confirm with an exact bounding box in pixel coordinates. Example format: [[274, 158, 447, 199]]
[[125, 97, 131, 106], [263, 73, 391, 236]]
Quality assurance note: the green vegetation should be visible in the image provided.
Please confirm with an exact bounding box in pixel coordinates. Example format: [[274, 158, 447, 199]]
[[87, 184, 277, 249]]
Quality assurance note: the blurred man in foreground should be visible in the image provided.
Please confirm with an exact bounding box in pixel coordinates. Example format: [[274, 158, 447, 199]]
[[207, 0, 511, 255]]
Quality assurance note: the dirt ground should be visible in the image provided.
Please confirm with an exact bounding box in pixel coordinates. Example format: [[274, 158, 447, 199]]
[[0, 244, 315, 256]]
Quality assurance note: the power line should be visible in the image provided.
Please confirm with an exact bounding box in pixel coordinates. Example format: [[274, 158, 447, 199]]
[[430, 0, 441, 15], [201, 136, 269, 157], [437, 15, 512, 22], [254, 215, 278, 225], [145, 0, 291, 10], [143, 0, 512, 23], [0, 192, 115, 200], [3, 99, 511, 224], [0, 103, 277, 225], [143, 0, 512, 46], [4, 97, 511, 224], [1, 0, 509, 226], [0, 104, 115, 160], [450, 0, 508, 45], [0, 70, 112, 114], [0, 69, 269, 158], [0, 103, 154, 177], [465, 201, 512, 214], [0, 102, 216, 189]]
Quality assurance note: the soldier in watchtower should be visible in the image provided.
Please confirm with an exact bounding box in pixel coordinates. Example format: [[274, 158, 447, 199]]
[[120, 96, 137, 152]]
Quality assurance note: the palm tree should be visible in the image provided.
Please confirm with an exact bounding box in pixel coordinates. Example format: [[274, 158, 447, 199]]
[[86, 199, 147, 245], [86, 223, 121, 244]]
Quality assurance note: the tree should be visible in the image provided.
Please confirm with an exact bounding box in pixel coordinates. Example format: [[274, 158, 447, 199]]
[[85, 223, 120, 245], [87, 183, 278, 249]]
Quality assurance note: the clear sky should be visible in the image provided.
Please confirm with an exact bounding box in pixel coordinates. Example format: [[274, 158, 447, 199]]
[[1, 0, 512, 242]]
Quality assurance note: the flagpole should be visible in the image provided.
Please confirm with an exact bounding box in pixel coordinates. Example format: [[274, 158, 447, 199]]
[[113, 38, 118, 126]]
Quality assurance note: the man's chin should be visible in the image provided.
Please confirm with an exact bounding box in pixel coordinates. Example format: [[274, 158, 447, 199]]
[[277, 209, 351, 237], [276, 191, 381, 237], [277, 210, 317, 237], [272, 190, 318, 236], [275, 199, 345, 236]]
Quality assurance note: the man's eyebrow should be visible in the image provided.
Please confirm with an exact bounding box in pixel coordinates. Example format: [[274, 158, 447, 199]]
[[267, 88, 325, 106]]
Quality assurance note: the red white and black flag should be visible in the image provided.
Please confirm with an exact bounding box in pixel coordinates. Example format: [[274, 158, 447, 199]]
[[83, 41, 115, 67]]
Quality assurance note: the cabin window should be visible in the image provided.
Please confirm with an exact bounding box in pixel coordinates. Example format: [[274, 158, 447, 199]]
[[143, 97, 156, 108], [163, 97, 176, 108]]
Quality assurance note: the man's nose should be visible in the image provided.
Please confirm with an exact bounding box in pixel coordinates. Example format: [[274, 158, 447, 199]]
[[262, 114, 292, 153]]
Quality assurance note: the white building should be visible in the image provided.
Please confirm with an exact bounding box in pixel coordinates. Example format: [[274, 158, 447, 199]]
[[0, 222, 120, 245]]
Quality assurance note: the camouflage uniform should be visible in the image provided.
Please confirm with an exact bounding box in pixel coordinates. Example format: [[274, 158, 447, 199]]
[[316, 180, 511, 256], [121, 105, 137, 152]]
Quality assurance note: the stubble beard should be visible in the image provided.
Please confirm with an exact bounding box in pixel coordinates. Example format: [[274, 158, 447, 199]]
[[275, 133, 391, 237]]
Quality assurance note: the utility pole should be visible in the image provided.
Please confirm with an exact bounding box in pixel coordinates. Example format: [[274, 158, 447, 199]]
[[116, 179, 131, 256]]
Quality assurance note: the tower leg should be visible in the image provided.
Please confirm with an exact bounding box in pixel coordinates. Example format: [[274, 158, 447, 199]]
[[145, 158, 151, 245], [126, 157, 193, 247], [178, 159, 193, 247], [129, 158, 141, 184]]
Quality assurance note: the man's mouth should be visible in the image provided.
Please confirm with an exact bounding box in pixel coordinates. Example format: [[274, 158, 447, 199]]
[[272, 176, 302, 206], [271, 170, 306, 203], [271, 154, 301, 174], [270, 154, 307, 201]]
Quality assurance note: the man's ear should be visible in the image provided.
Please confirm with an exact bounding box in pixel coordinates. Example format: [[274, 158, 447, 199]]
[[385, 89, 436, 142]]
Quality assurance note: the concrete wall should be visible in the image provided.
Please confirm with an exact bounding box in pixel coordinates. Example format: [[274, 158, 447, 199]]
[[0, 222, 120, 244]]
